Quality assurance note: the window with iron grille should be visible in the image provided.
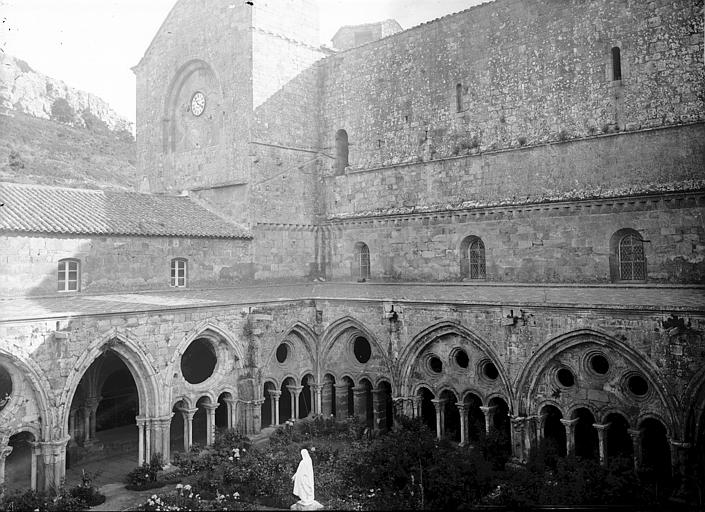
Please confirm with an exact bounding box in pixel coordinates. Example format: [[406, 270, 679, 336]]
[[171, 258, 188, 287], [469, 239, 486, 279], [618, 234, 645, 280], [58, 259, 80, 292], [355, 243, 370, 280]]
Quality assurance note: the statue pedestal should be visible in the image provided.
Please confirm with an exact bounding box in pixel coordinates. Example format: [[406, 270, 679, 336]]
[[290, 500, 323, 510]]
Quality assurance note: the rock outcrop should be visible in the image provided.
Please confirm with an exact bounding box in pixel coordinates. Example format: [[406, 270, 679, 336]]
[[0, 53, 133, 133]]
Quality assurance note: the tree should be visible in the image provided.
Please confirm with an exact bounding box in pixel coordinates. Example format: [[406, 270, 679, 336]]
[[51, 97, 76, 124]]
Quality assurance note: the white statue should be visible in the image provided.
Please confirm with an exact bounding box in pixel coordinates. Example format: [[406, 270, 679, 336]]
[[291, 448, 323, 510]]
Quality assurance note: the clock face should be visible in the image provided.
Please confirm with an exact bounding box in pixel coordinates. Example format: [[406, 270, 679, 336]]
[[190, 91, 206, 117]]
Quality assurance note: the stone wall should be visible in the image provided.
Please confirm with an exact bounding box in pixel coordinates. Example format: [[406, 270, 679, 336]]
[[325, 191, 705, 284], [252, 224, 318, 281], [0, 235, 253, 297], [319, 0, 704, 172]]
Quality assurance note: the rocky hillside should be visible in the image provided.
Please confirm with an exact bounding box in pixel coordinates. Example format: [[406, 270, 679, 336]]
[[0, 54, 137, 190]]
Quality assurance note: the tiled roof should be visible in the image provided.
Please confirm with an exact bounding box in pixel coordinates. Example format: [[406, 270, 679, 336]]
[[0, 182, 251, 239]]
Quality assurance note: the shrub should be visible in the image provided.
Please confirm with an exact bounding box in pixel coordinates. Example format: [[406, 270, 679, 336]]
[[0, 487, 87, 511], [126, 453, 165, 490], [50, 98, 76, 124], [8, 150, 25, 170]]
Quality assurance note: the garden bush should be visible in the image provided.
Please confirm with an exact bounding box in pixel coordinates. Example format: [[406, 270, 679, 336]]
[[126, 453, 165, 491]]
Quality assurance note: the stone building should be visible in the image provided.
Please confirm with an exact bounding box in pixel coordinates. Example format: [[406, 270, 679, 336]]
[[1, 0, 704, 501]]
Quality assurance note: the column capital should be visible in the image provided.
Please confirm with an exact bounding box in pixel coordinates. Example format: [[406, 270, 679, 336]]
[[223, 397, 237, 406], [431, 398, 447, 411], [560, 418, 580, 428], [268, 390, 282, 399], [203, 403, 219, 412], [287, 385, 303, 394], [178, 407, 198, 420], [479, 405, 497, 415], [627, 428, 642, 439], [668, 439, 691, 449], [334, 383, 349, 390], [352, 387, 368, 396], [592, 422, 611, 432], [311, 383, 324, 391], [0, 446, 13, 459], [455, 402, 467, 412]]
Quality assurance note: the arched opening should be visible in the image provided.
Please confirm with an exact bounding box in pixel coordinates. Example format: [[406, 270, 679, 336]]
[[440, 390, 460, 442], [573, 408, 599, 459], [299, 374, 314, 419], [192, 397, 211, 447], [611, 46, 622, 81], [67, 350, 139, 471], [354, 242, 370, 281], [376, 380, 394, 431], [358, 378, 374, 427], [460, 236, 486, 280], [322, 374, 336, 418], [343, 376, 355, 418], [335, 129, 349, 175], [6, 431, 36, 491], [540, 405, 566, 460], [609, 228, 646, 282], [261, 381, 276, 427], [604, 413, 632, 467], [418, 387, 436, 434], [456, 82, 463, 112], [170, 400, 187, 456], [280, 377, 295, 422], [639, 418, 672, 495], [464, 393, 485, 443], [488, 396, 511, 455], [216, 392, 231, 430]]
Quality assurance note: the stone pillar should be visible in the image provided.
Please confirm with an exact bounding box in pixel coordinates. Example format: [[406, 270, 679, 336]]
[[353, 386, 368, 423], [136, 416, 146, 465], [204, 404, 219, 445], [431, 399, 446, 440], [628, 428, 642, 473], [392, 397, 405, 428], [560, 418, 579, 456], [322, 381, 334, 417], [593, 423, 611, 466], [82, 406, 92, 444], [412, 396, 423, 419], [669, 440, 693, 501], [40, 436, 70, 491], [510, 416, 527, 463], [68, 410, 76, 445], [155, 415, 172, 464], [372, 389, 385, 431], [312, 384, 323, 415], [334, 383, 349, 419], [287, 386, 302, 421], [268, 391, 281, 426], [181, 408, 197, 452], [536, 413, 547, 445], [480, 405, 497, 435], [87, 397, 101, 440], [456, 403, 468, 446], [0, 445, 13, 487], [30, 441, 40, 490], [252, 399, 265, 434]]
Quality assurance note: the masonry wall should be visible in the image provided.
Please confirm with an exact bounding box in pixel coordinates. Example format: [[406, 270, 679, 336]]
[[134, 0, 253, 194], [0, 235, 253, 297], [252, 225, 318, 281], [325, 192, 705, 284], [319, 0, 704, 174]]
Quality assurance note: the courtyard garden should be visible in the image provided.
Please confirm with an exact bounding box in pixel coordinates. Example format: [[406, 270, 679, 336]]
[[130, 416, 663, 511]]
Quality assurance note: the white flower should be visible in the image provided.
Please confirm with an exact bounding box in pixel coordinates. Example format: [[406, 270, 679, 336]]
[[184, 484, 192, 491], [228, 456, 233, 461], [176, 483, 183, 489]]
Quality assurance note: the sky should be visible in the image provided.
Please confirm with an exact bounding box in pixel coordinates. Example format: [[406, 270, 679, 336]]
[[1, 0, 483, 124]]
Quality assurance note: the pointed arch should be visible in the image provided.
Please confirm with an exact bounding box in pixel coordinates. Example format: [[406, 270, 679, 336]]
[[515, 328, 681, 437], [400, 320, 512, 408], [264, 321, 318, 372], [684, 361, 705, 442], [319, 316, 391, 375], [60, 329, 161, 434]]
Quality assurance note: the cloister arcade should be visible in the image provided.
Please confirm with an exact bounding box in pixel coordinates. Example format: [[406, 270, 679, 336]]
[[0, 319, 700, 495]]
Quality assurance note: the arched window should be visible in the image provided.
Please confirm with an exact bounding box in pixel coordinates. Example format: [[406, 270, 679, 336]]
[[335, 129, 349, 175], [171, 258, 188, 287], [609, 229, 646, 282], [354, 242, 370, 281], [58, 258, 80, 292], [611, 46, 622, 81], [456, 83, 463, 112], [460, 236, 486, 280]]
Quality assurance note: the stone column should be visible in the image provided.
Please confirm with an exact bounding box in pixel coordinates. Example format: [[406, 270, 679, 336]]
[[593, 423, 611, 466], [312, 384, 323, 415], [82, 405, 92, 445], [68, 410, 76, 446], [372, 389, 385, 431], [268, 391, 281, 426], [40, 436, 71, 491], [628, 428, 642, 473], [0, 445, 13, 487], [669, 440, 693, 501], [156, 415, 172, 464], [30, 441, 40, 490], [87, 397, 101, 441], [456, 403, 468, 446], [181, 408, 197, 452], [334, 383, 349, 419], [223, 398, 236, 430], [136, 416, 146, 465], [536, 413, 547, 445], [252, 399, 265, 434], [510, 416, 527, 463], [322, 381, 334, 417], [431, 399, 446, 440], [560, 418, 579, 456], [480, 405, 497, 435], [287, 386, 302, 421], [392, 397, 405, 429], [204, 404, 219, 445], [353, 386, 368, 423], [412, 396, 423, 419]]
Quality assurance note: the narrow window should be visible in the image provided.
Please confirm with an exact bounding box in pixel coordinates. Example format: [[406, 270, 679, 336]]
[[469, 238, 486, 279], [618, 234, 646, 281], [456, 83, 463, 112], [611, 46, 622, 81], [57, 259, 80, 292], [171, 258, 188, 287], [354, 242, 370, 280], [335, 129, 349, 175]]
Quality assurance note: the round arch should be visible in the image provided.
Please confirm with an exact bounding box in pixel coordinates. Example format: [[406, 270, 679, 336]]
[[515, 328, 680, 437]]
